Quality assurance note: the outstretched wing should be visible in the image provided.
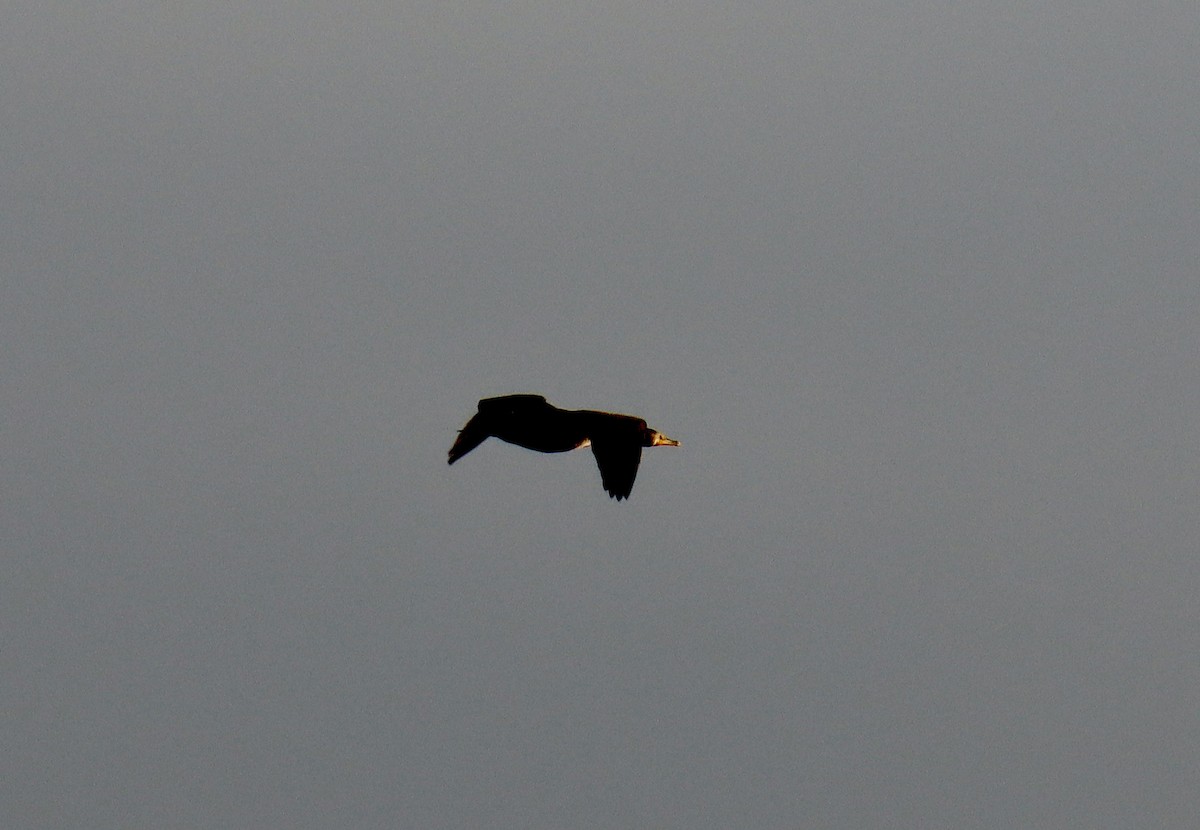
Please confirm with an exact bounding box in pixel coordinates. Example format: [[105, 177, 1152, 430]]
[[477, 393, 546, 412], [447, 411, 491, 464], [590, 438, 643, 500]]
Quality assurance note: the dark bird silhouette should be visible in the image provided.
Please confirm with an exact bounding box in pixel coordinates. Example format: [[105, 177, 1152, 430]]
[[448, 394, 680, 500]]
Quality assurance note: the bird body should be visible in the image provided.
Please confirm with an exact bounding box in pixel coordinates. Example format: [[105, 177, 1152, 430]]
[[448, 394, 679, 500]]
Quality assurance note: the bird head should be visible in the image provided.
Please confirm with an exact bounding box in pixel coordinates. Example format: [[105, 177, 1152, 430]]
[[645, 429, 680, 448]]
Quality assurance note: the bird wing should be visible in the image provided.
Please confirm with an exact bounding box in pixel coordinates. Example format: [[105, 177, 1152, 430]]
[[477, 394, 546, 412], [590, 438, 643, 500]]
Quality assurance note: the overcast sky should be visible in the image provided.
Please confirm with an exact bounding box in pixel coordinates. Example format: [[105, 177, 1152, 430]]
[[3, 2, 1199, 828]]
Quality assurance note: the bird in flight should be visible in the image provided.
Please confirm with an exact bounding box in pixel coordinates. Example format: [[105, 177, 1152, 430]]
[[448, 394, 680, 500]]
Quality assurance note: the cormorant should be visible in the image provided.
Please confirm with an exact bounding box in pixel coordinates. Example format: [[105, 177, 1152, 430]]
[[448, 394, 680, 500]]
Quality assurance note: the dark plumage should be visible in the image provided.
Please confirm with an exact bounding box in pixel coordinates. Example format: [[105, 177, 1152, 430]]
[[448, 394, 680, 500]]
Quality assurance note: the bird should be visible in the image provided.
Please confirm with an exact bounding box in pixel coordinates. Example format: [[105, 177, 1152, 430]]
[[447, 394, 680, 500]]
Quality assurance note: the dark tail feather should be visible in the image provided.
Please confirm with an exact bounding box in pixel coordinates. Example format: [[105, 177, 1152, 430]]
[[447, 414, 490, 464]]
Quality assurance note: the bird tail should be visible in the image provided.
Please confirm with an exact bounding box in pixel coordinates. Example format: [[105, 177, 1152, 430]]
[[447, 413, 490, 464]]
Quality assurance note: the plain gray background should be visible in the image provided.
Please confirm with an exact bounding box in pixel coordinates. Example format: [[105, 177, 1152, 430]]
[[3, 2, 1198, 828]]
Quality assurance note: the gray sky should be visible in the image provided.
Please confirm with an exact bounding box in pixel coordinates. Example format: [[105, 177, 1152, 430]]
[[3, 2, 1199, 827]]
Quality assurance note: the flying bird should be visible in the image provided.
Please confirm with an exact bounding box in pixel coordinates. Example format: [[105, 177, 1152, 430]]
[[448, 394, 680, 500]]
